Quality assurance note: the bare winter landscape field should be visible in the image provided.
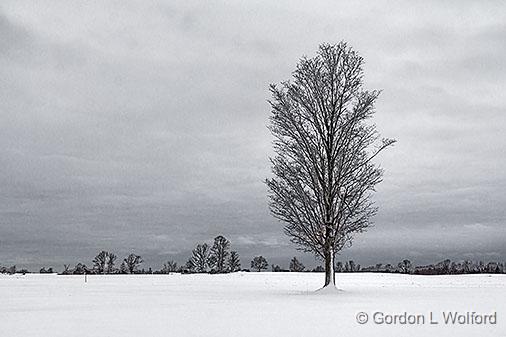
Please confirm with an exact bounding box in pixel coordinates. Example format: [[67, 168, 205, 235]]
[[2, 1, 506, 336], [1, 273, 504, 337]]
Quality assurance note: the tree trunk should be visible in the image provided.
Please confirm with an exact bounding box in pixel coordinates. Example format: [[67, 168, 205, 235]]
[[324, 229, 335, 287], [324, 248, 335, 287], [323, 220, 336, 287]]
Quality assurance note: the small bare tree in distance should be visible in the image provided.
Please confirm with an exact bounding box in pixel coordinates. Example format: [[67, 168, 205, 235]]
[[227, 251, 241, 272], [209, 235, 230, 273], [250, 256, 268, 272], [93, 251, 110, 274], [124, 253, 143, 274], [266, 41, 395, 288], [289, 257, 305, 272], [190, 243, 211, 273], [398, 259, 412, 274], [163, 260, 178, 273], [106, 253, 117, 274]]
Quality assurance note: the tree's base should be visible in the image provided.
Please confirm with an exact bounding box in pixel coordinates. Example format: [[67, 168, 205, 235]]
[[315, 284, 343, 294]]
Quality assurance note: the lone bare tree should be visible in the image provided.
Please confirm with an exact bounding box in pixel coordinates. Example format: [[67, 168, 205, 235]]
[[266, 42, 395, 288]]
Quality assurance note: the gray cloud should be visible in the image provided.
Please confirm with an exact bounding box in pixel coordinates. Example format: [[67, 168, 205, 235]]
[[1, 0, 505, 270]]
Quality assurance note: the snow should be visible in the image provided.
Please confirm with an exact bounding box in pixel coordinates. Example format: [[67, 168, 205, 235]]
[[1, 272, 504, 337]]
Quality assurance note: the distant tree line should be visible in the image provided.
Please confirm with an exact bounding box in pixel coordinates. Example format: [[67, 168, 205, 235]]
[[184, 235, 241, 273], [58, 252, 145, 275], [261, 258, 506, 275], [46, 235, 243, 275], [2, 253, 505, 276], [0, 265, 23, 275], [351, 259, 506, 275]]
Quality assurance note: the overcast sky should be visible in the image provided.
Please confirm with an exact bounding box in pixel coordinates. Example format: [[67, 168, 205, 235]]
[[1, 0, 505, 271]]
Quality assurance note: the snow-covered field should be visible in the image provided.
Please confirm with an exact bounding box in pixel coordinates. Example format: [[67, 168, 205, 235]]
[[1, 272, 504, 337]]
